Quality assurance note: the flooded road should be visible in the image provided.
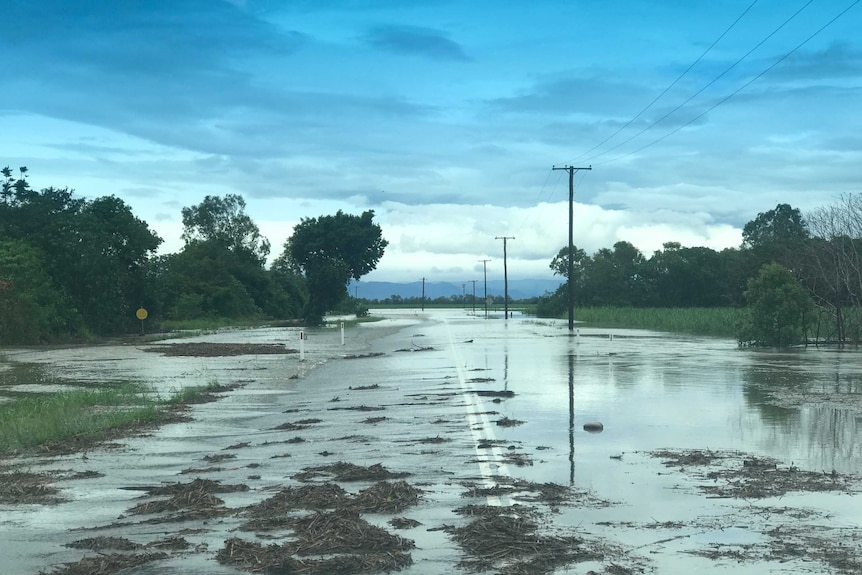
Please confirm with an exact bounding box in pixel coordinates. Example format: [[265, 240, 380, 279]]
[[2, 309, 862, 574]]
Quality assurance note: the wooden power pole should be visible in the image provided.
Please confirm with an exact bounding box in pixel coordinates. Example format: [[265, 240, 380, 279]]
[[552, 165, 591, 332]]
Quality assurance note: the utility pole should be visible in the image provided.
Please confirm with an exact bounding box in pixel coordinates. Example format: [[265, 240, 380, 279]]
[[495, 236, 514, 320], [552, 165, 591, 332], [469, 280, 477, 314], [421, 277, 425, 311], [478, 259, 491, 319]]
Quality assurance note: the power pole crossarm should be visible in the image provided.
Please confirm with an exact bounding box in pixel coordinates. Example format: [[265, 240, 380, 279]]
[[552, 165, 592, 332]]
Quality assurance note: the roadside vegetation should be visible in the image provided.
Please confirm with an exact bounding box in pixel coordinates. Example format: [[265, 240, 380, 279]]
[[0, 383, 224, 456], [4, 165, 862, 347], [570, 307, 744, 338], [0, 167, 387, 344]]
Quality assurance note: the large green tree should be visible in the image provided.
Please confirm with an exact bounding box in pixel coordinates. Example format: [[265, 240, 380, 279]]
[[738, 263, 814, 347], [0, 168, 162, 336], [0, 239, 80, 343], [284, 210, 387, 324], [742, 203, 810, 273], [181, 194, 270, 265]]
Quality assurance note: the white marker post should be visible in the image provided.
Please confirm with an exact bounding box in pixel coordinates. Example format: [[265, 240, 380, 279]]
[[299, 331, 305, 361], [340, 322, 345, 346]]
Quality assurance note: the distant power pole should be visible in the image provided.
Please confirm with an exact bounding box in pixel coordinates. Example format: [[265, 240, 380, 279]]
[[495, 236, 515, 320], [478, 259, 491, 319], [552, 165, 591, 332], [469, 280, 477, 314], [421, 277, 426, 311]]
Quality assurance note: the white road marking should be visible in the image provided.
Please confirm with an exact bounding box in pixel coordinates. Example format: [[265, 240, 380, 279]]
[[445, 318, 512, 506]]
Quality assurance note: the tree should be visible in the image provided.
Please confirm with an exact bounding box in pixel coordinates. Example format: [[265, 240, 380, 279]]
[[73, 196, 163, 333], [549, 245, 588, 284], [284, 210, 387, 324], [0, 239, 80, 343], [644, 243, 729, 307], [738, 263, 814, 347], [742, 203, 810, 272], [181, 194, 270, 265], [580, 241, 646, 306]]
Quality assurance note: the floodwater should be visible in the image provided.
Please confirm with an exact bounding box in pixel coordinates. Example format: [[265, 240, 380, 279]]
[[2, 309, 862, 574]]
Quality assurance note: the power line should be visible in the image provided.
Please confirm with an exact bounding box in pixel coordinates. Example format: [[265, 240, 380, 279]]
[[582, 0, 816, 165], [569, 0, 761, 164], [596, 0, 861, 167]]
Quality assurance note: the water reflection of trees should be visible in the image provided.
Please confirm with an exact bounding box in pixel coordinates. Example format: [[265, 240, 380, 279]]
[[742, 366, 862, 473]]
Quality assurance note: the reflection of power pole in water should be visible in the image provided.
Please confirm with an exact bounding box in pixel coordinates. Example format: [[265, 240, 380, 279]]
[[552, 165, 591, 332], [495, 236, 514, 319], [478, 259, 491, 319], [470, 280, 477, 314], [503, 343, 509, 392], [568, 353, 575, 485]]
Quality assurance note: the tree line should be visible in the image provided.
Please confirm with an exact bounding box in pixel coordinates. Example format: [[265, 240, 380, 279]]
[[539, 200, 862, 346], [3, 165, 861, 347], [0, 167, 386, 344]]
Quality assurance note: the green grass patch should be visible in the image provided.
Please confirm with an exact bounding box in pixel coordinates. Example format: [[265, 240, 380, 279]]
[[573, 307, 745, 338], [0, 383, 224, 456]]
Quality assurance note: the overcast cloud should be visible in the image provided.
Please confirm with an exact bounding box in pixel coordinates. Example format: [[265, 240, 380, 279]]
[[1, 0, 860, 282]]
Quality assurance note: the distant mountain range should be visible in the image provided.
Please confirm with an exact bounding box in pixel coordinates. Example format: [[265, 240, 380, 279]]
[[352, 279, 563, 301]]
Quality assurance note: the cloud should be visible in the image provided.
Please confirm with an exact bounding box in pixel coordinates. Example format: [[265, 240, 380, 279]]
[[487, 75, 652, 118], [765, 42, 862, 82], [364, 25, 470, 61]]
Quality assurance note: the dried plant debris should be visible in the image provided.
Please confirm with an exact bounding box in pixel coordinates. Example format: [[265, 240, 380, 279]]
[[127, 490, 225, 516], [649, 449, 858, 498], [461, 479, 609, 509], [293, 461, 410, 483], [65, 536, 141, 551], [651, 448, 728, 468], [400, 435, 450, 445], [349, 383, 381, 389], [502, 452, 533, 467], [122, 478, 244, 524], [0, 471, 64, 504], [217, 537, 412, 574], [361, 416, 388, 424], [689, 523, 862, 575], [444, 504, 601, 575], [239, 480, 421, 532], [350, 480, 422, 513], [496, 417, 525, 427], [39, 552, 169, 575], [273, 419, 321, 431], [394, 345, 435, 352], [143, 342, 295, 356], [289, 509, 415, 555], [389, 517, 422, 529], [328, 404, 386, 412], [65, 536, 190, 552], [247, 483, 349, 515], [225, 441, 251, 450], [343, 353, 386, 360], [203, 453, 236, 463], [471, 390, 515, 398]]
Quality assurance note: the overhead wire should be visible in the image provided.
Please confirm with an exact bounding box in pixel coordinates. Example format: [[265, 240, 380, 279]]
[[568, 0, 761, 164], [594, 0, 861, 167], [581, 0, 816, 165]]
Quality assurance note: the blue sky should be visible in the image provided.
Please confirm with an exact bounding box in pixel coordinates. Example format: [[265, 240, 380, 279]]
[[1, 0, 860, 281]]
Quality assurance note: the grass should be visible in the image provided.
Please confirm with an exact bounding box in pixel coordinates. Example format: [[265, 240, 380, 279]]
[[0, 383, 222, 456], [572, 307, 745, 338]]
